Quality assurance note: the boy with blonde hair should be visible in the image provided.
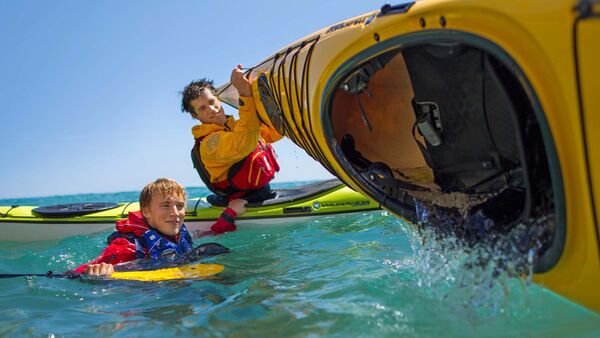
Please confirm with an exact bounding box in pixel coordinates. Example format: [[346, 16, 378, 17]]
[[75, 178, 246, 275]]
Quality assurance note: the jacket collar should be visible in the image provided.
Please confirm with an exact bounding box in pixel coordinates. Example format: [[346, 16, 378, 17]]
[[191, 115, 235, 140], [115, 211, 151, 236], [116, 211, 184, 243]]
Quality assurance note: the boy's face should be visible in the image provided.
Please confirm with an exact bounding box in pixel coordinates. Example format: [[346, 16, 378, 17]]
[[142, 192, 186, 237], [189, 89, 227, 126]]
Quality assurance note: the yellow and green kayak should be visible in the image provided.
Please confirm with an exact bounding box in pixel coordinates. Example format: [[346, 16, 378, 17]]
[[216, 0, 600, 313], [0, 179, 379, 242]]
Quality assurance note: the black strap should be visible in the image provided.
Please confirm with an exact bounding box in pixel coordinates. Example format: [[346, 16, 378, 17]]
[[191, 138, 233, 197], [1, 205, 19, 218], [0, 271, 81, 279], [412, 119, 438, 170], [219, 211, 235, 224], [361, 162, 429, 195], [192, 134, 260, 197], [412, 118, 496, 174]]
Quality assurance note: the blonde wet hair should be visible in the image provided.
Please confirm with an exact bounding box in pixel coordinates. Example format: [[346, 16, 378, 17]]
[[139, 178, 187, 210]]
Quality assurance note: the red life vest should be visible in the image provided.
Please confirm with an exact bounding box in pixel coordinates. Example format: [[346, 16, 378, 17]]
[[191, 138, 280, 198]]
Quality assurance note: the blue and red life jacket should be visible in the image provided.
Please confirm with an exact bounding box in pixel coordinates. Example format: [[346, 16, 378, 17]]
[[107, 211, 193, 259], [191, 137, 280, 199]]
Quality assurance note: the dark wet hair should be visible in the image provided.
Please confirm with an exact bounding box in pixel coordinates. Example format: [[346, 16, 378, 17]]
[[180, 79, 217, 114]]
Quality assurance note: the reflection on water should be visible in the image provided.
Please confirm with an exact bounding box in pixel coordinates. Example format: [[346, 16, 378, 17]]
[[0, 202, 599, 336]]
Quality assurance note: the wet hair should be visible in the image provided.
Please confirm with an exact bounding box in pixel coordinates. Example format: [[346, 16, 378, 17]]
[[180, 79, 217, 114], [139, 178, 186, 210]]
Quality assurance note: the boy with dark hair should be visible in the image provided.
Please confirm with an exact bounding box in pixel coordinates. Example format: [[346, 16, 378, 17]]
[[180, 65, 283, 203], [75, 178, 246, 276]]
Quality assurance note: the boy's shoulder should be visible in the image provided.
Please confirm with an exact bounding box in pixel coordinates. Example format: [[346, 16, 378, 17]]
[[192, 122, 230, 140]]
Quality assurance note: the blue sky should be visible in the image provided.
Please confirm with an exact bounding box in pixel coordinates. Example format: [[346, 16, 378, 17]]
[[0, 0, 380, 198]]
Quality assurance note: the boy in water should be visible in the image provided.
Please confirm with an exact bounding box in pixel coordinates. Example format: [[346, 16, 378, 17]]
[[74, 178, 246, 276], [180, 65, 283, 203]]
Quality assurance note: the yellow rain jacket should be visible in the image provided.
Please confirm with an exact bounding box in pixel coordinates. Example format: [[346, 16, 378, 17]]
[[191, 96, 283, 183]]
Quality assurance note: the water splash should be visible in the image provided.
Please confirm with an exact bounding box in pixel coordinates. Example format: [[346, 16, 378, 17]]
[[399, 199, 554, 316]]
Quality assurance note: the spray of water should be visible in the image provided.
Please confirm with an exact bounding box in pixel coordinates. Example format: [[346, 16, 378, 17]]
[[397, 199, 554, 315]]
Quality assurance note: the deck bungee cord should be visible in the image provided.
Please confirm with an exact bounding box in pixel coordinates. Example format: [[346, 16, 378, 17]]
[[265, 36, 338, 175]]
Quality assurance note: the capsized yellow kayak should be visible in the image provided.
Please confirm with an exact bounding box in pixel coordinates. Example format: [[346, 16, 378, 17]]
[[218, 1, 600, 312]]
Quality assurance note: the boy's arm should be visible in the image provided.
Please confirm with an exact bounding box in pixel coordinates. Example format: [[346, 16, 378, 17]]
[[210, 199, 247, 234], [260, 124, 284, 143], [202, 64, 263, 166], [72, 238, 137, 274], [210, 208, 238, 234]]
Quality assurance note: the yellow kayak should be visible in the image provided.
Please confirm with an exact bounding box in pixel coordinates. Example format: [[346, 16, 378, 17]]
[[217, 1, 600, 312]]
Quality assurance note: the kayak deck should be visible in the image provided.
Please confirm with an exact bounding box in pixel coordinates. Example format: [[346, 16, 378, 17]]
[[0, 180, 379, 242]]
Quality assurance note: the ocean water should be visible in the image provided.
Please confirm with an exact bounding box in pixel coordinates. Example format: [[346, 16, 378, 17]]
[[1, 182, 599, 337]]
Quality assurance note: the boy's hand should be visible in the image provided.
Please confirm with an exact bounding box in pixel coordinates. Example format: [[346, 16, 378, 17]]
[[83, 262, 115, 276], [228, 199, 247, 215], [230, 64, 252, 97]]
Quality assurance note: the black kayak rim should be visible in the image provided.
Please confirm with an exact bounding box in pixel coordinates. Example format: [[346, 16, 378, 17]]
[[32, 202, 120, 218]]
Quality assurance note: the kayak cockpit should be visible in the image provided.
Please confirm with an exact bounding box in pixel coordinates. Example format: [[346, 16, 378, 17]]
[[206, 179, 344, 207], [324, 38, 563, 272]]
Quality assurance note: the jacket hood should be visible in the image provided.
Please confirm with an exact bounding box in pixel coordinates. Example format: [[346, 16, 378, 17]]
[[116, 211, 151, 236]]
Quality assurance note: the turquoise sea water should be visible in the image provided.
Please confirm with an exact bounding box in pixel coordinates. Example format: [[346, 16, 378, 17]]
[[1, 182, 599, 337]]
